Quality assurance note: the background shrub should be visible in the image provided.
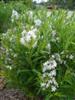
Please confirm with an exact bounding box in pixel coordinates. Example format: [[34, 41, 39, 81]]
[[0, 2, 12, 33]]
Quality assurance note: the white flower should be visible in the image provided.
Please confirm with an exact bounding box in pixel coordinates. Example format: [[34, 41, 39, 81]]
[[63, 60, 66, 65], [52, 77, 58, 87], [11, 9, 19, 22], [43, 60, 57, 72], [41, 83, 46, 87], [61, 51, 65, 55], [49, 70, 56, 77], [54, 53, 62, 62], [66, 54, 74, 60], [46, 43, 51, 51], [34, 19, 42, 26], [52, 55, 55, 59], [48, 80, 53, 84], [42, 73, 46, 78], [32, 41, 37, 48], [21, 30, 26, 37], [51, 30, 56, 37], [9, 35, 15, 41], [20, 37, 25, 45], [56, 37, 60, 42], [67, 11, 73, 19], [69, 54, 74, 60], [51, 85, 57, 92], [6, 65, 12, 70], [20, 28, 37, 45], [26, 28, 37, 42], [43, 66, 47, 72], [47, 11, 52, 17], [27, 10, 33, 19], [46, 82, 50, 88], [42, 71, 56, 78], [66, 55, 69, 58], [14, 54, 17, 58]]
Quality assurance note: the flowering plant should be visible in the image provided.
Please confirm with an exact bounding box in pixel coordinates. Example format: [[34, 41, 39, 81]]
[[1, 8, 75, 99]]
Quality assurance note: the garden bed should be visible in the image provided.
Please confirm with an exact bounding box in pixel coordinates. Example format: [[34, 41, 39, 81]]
[[0, 1, 75, 100], [0, 89, 26, 100]]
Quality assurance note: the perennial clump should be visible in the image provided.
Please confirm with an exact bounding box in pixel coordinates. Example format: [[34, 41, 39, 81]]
[[1, 7, 75, 99]]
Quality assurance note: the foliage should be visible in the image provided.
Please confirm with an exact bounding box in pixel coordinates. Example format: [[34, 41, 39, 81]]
[[0, 2, 12, 33], [0, 0, 33, 33], [0, 2, 75, 100]]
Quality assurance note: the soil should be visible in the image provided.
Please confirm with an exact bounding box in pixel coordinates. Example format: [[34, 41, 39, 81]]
[[0, 89, 26, 100], [0, 77, 26, 100], [0, 88, 43, 100], [0, 77, 43, 100]]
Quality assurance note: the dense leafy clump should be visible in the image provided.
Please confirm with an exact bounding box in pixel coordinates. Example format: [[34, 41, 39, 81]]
[[0, 2, 12, 33], [1, 6, 75, 99], [0, 1, 33, 33]]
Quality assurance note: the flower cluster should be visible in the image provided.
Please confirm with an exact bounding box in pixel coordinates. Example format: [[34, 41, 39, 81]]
[[52, 53, 62, 64], [27, 10, 33, 19], [67, 11, 74, 19], [41, 59, 58, 92], [20, 28, 37, 45], [34, 19, 42, 27], [11, 9, 19, 22]]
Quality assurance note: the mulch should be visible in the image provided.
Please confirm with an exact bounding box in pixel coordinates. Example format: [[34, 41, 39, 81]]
[[0, 77, 26, 100], [0, 89, 26, 100], [0, 77, 43, 100]]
